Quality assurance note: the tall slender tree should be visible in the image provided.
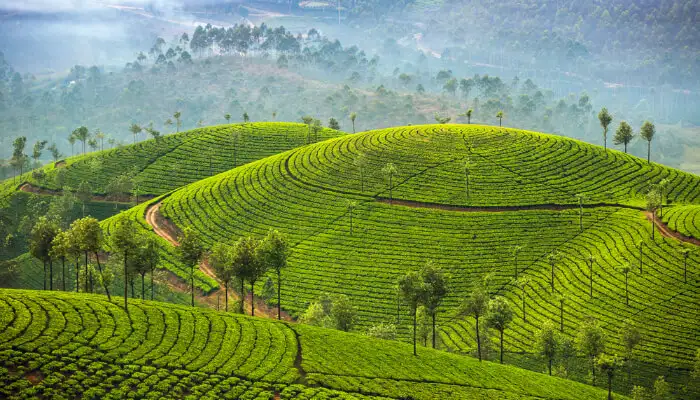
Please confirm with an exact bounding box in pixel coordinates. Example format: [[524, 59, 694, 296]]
[[459, 286, 489, 361], [639, 121, 656, 163], [576, 318, 606, 385], [496, 111, 504, 126], [547, 251, 559, 292], [350, 112, 357, 133], [535, 319, 558, 375], [646, 187, 661, 240], [50, 229, 70, 291], [598, 108, 613, 151], [72, 126, 89, 154], [382, 163, 398, 204], [398, 270, 426, 356], [617, 264, 632, 306], [613, 121, 634, 153], [421, 262, 449, 349], [354, 154, 367, 192], [345, 200, 357, 235], [72, 217, 111, 301], [110, 220, 140, 310], [129, 123, 142, 144], [620, 319, 642, 389], [511, 245, 523, 279], [231, 235, 259, 314], [258, 229, 290, 320], [177, 227, 204, 307], [486, 296, 513, 364], [174, 111, 182, 132], [29, 216, 59, 291], [679, 248, 692, 283], [597, 354, 624, 400], [575, 194, 588, 231], [210, 242, 234, 311]]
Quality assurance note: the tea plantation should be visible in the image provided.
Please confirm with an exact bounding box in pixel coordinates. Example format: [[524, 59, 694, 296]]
[[132, 124, 699, 390], [0, 289, 622, 399]]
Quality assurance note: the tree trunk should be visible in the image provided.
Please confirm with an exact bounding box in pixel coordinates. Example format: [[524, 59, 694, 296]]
[[548, 357, 552, 375], [652, 212, 656, 240], [551, 263, 555, 291], [191, 264, 195, 307], [76, 257, 80, 292], [61, 257, 66, 291], [499, 329, 504, 364], [225, 281, 229, 312], [141, 273, 145, 299], [84, 252, 89, 292], [240, 279, 245, 314], [624, 142, 627, 153], [130, 279, 135, 298], [412, 306, 417, 356], [475, 316, 482, 361], [592, 357, 596, 385], [251, 281, 255, 316], [124, 251, 128, 311], [560, 301, 564, 332], [277, 270, 281, 320], [607, 373, 612, 400], [151, 268, 154, 300], [432, 312, 437, 349], [522, 294, 526, 321], [389, 176, 393, 204], [43, 260, 47, 290], [49, 259, 53, 290], [625, 273, 629, 305], [647, 141, 650, 163], [94, 252, 111, 301], [639, 246, 643, 273], [352, 120, 355, 134]]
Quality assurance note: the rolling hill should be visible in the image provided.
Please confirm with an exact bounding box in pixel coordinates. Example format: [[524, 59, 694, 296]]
[[0, 289, 624, 399], [101, 124, 700, 392]]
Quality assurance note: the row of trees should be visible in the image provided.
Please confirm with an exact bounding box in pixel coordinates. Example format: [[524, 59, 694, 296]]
[[598, 108, 656, 162], [29, 216, 162, 305]]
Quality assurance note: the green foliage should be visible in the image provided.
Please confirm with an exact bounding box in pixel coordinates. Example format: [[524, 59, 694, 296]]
[[367, 322, 397, 340]]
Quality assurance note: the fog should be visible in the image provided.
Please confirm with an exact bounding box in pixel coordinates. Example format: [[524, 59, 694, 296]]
[[1, 0, 698, 174]]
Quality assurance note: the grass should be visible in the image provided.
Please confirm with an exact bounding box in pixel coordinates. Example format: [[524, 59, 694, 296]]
[[131, 124, 700, 392], [0, 289, 624, 399]]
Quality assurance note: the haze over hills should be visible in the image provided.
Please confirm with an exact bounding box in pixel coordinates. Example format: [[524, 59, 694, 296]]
[[1, 1, 699, 399]]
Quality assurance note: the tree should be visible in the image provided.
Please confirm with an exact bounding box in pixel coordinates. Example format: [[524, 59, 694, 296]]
[[95, 129, 106, 152], [535, 320, 558, 375], [310, 119, 322, 143], [680, 248, 692, 283], [210, 242, 234, 311], [640, 121, 656, 163], [597, 354, 624, 400], [301, 116, 314, 143], [630, 386, 649, 400], [328, 117, 340, 130], [421, 262, 448, 349], [72, 217, 111, 300], [617, 264, 632, 306], [350, 112, 357, 133], [613, 121, 634, 153], [129, 123, 142, 144], [514, 277, 529, 321], [620, 319, 642, 387], [367, 322, 396, 340], [459, 286, 489, 361], [511, 245, 523, 279], [496, 111, 504, 127], [88, 138, 98, 151], [49, 229, 70, 291], [345, 199, 357, 235], [646, 187, 661, 240], [354, 154, 368, 193], [556, 294, 567, 332], [486, 296, 513, 364], [598, 108, 613, 151], [547, 251, 559, 292], [164, 118, 173, 133], [231, 235, 259, 314], [177, 227, 204, 308], [29, 216, 59, 291], [143, 236, 160, 301], [72, 126, 89, 154], [258, 229, 290, 320], [382, 163, 397, 204], [76, 181, 92, 217], [224, 113, 231, 123], [47, 143, 62, 163], [299, 302, 328, 327], [31, 140, 47, 166], [243, 112, 250, 123], [397, 270, 425, 356], [576, 318, 606, 384], [174, 111, 182, 132], [132, 236, 159, 300], [653, 376, 670, 400], [331, 294, 357, 331], [68, 134, 76, 156], [586, 254, 596, 298], [656, 178, 670, 218], [637, 241, 644, 273]]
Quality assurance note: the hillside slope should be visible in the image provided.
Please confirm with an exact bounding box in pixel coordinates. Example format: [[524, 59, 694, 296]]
[[124, 124, 700, 390], [0, 289, 623, 399]]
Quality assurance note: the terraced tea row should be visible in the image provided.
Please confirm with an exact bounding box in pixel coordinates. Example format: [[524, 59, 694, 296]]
[[149, 125, 699, 384], [1, 123, 344, 203], [0, 290, 622, 400], [660, 205, 700, 240]]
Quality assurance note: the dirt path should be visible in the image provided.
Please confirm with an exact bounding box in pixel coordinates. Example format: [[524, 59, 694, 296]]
[[144, 202, 294, 320], [645, 211, 700, 246]]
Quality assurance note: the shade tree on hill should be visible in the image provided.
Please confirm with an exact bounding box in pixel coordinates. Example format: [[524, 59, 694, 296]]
[[29, 216, 59, 291], [177, 227, 205, 308], [576, 318, 607, 385], [71, 217, 111, 301], [620, 319, 642, 389], [536, 319, 558, 375], [613, 121, 634, 153], [459, 285, 490, 361], [398, 269, 426, 356], [597, 354, 624, 400], [640, 121, 656, 163], [486, 296, 513, 364], [598, 107, 613, 151], [210, 242, 235, 311]]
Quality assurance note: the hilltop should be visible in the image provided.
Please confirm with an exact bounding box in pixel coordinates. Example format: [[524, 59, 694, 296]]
[[107, 124, 699, 392], [0, 289, 623, 399]]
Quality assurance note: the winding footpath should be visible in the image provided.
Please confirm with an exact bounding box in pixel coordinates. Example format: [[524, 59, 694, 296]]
[[144, 201, 293, 321]]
